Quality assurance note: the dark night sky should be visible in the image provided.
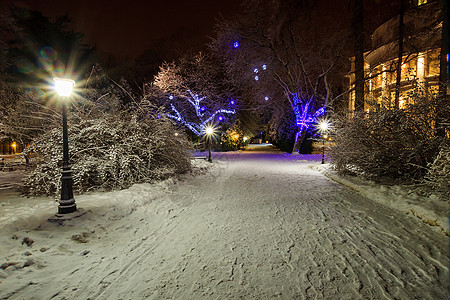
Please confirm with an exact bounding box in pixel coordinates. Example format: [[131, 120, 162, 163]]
[[3, 0, 244, 58]]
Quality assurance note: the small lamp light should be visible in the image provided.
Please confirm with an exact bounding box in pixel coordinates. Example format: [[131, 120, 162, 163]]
[[53, 78, 75, 97]]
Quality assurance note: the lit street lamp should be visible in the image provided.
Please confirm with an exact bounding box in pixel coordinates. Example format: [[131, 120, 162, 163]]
[[50, 78, 84, 221], [318, 120, 330, 164], [205, 125, 214, 162]]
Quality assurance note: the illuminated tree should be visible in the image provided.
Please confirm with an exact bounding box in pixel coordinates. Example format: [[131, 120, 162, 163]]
[[163, 90, 235, 136], [210, 0, 349, 153], [151, 52, 236, 137]]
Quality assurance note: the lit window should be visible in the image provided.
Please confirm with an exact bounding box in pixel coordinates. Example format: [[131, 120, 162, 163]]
[[418, 0, 427, 6]]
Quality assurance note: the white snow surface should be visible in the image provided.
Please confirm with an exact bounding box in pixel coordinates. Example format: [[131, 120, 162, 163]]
[[0, 144, 448, 299]]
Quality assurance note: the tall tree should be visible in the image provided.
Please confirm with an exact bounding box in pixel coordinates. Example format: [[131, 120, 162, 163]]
[[353, 0, 365, 112], [210, 0, 349, 153], [7, 6, 95, 88], [394, 0, 405, 109]]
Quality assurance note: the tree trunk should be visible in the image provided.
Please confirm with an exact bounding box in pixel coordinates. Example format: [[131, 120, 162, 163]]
[[438, 0, 449, 137], [353, 0, 365, 112], [394, 0, 405, 109], [292, 128, 307, 154]]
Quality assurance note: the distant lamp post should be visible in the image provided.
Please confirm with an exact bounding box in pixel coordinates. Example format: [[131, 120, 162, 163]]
[[318, 120, 330, 164], [51, 78, 84, 219], [205, 125, 215, 162]]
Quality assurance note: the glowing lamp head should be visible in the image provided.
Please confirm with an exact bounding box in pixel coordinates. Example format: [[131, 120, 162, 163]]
[[53, 78, 75, 97], [318, 120, 330, 133], [205, 126, 214, 136]]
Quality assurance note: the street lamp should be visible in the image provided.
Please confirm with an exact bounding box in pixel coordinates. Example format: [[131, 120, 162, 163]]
[[205, 125, 214, 162], [52, 78, 83, 217], [318, 120, 330, 164]]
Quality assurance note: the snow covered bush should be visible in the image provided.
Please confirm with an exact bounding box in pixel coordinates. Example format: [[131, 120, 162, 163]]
[[330, 92, 449, 182], [22, 108, 192, 196], [425, 144, 450, 197], [221, 121, 244, 151], [21, 67, 192, 196]]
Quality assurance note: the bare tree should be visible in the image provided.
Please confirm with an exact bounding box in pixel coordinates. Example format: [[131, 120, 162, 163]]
[[210, 0, 350, 153], [353, 0, 365, 112]]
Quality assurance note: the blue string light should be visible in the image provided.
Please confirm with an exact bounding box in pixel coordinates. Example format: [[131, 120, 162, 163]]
[[233, 41, 239, 48], [165, 91, 236, 136], [291, 92, 325, 142]]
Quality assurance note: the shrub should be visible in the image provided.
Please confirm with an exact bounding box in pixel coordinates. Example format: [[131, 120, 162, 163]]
[[330, 91, 449, 182], [425, 144, 450, 197], [21, 68, 192, 196], [22, 109, 192, 196]]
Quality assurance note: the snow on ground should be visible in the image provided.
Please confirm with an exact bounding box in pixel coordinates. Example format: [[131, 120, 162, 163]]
[[0, 144, 448, 299], [312, 164, 449, 236]]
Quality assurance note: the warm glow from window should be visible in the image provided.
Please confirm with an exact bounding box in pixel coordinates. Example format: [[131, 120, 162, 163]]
[[418, 0, 427, 6], [399, 97, 405, 109], [53, 78, 75, 97]]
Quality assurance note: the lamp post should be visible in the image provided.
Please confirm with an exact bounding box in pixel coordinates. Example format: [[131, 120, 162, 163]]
[[205, 126, 214, 162], [319, 120, 330, 164], [53, 78, 79, 215]]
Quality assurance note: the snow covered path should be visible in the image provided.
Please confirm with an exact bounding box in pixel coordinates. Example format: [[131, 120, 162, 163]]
[[0, 145, 447, 299]]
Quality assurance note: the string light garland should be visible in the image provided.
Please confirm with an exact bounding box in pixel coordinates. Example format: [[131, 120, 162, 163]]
[[165, 90, 236, 136]]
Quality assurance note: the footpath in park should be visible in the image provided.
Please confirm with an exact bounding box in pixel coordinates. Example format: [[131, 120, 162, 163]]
[[0, 144, 447, 299]]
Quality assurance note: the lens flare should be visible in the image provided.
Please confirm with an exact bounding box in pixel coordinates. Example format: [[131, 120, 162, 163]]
[[53, 60, 65, 74], [38, 57, 53, 71], [26, 87, 45, 100], [40, 46, 57, 61]]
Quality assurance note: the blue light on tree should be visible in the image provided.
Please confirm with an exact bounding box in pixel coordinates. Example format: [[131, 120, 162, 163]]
[[265, 96, 269, 101], [165, 90, 236, 136], [254, 68, 259, 73], [169, 95, 174, 100], [254, 75, 259, 81], [229, 99, 235, 105], [262, 64, 267, 70], [291, 92, 325, 143], [233, 41, 239, 48]]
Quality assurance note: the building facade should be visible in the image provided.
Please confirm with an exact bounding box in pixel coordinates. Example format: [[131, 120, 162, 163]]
[[348, 0, 442, 113]]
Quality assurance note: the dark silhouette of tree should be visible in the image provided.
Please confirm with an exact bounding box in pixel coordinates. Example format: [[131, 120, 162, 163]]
[[353, 0, 365, 112], [7, 6, 96, 88], [210, 0, 349, 153]]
